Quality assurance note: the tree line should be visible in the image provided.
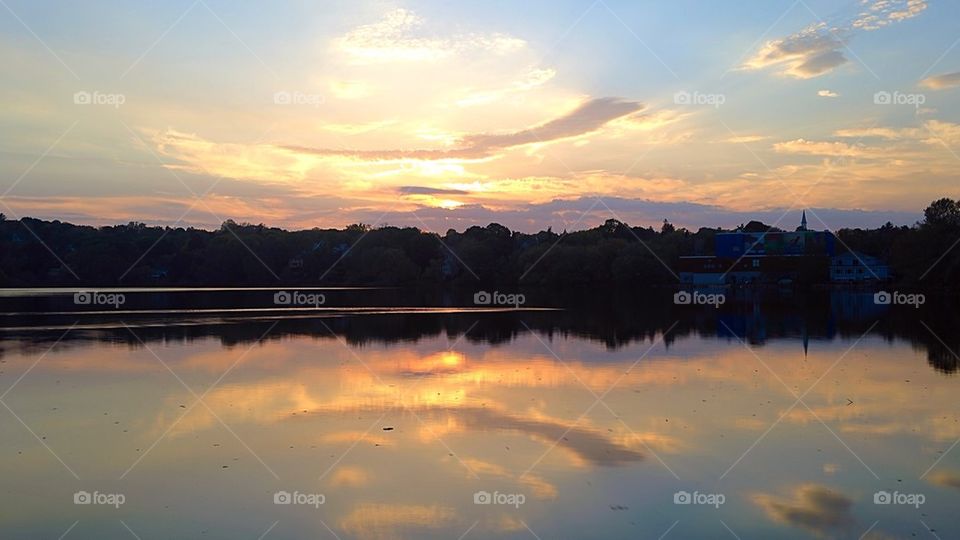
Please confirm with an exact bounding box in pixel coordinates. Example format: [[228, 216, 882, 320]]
[[0, 198, 958, 288]]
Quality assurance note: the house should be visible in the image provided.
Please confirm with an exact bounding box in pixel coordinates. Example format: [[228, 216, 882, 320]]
[[679, 212, 835, 285], [830, 251, 890, 282]]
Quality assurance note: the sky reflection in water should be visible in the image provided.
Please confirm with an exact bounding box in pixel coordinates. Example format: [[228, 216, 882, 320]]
[[1, 313, 958, 539]]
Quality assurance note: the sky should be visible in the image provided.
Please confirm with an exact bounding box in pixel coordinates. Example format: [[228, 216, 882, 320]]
[[1, 0, 958, 232]]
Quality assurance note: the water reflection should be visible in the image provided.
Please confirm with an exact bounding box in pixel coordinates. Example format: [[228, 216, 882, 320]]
[[4, 289, 959, 373], [0, 290, 958, 538]]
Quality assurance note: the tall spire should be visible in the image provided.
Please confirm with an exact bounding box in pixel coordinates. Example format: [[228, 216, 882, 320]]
[[799, 210, 808, 231]]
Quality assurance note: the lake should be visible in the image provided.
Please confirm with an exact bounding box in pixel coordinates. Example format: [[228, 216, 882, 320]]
[[1, 288, 958, 539]]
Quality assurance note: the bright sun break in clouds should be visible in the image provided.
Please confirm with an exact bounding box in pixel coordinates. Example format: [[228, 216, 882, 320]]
[[0, 0, 956, 231]]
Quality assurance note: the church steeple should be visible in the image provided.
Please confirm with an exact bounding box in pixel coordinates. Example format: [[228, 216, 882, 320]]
[[798, 210, 808, 232]]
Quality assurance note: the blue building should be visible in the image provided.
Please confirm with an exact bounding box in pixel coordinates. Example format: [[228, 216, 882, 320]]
[[830, 251, 890, 282], [679, 212, 836, 285]]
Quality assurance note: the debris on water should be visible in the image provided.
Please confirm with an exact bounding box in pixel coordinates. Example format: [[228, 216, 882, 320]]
[[179, 404, 186, 408], [382, 427, 394, 431], [221, 465, 228, 469], [846, 398, 854, 406], [610, 505, 628, 511]]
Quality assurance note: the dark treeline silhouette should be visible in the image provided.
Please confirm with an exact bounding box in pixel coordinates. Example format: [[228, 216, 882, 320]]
[[1, 198, 958, 287]]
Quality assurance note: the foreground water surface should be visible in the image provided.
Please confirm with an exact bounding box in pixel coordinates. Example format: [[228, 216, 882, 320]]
[[1, 289, 958, 539]]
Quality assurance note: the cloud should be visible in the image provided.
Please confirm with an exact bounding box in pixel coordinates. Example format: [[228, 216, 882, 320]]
[[927, 470, 960, 490], [752, 484, 854, 536], [744, 1, 927, 78], [399, 186, 468, 195], [282, 97, 644, 160], [818, 89, 839, 97], [460, 458, 557, 499], [853, 0, 928, 30], [333, 8, 525, 64], [460, 97, 643, 150], [723, 134, 769, 143], [834, 126, 911, 139], [742, 24, 850, 79], [774, 138, 869, 157], [924, 119, 960, 146], [455, 68, 557, 107], [921, 71, 960, 90], [834, 121, 960, 145], [328, 465, 371, 488]]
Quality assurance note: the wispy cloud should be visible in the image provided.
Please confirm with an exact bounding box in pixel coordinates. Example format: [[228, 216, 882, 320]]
[[774, 138, 870, 157], [743, 0, 927, 79], [398, 186, 468, 195], [333, 8, 525, 64], [921, 71, 960, 90], [282, 97, 644, 160], [455, 68, 556, 107]]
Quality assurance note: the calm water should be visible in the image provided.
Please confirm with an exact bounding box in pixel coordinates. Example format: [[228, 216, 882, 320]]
[[1, 289, 959, 539]]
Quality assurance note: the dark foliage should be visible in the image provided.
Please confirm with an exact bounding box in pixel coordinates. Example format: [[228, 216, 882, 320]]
[[1, 199, 958, 288]]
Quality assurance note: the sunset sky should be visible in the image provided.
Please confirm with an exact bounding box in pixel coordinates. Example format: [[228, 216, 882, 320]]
[[1, 0, 958, 232]]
